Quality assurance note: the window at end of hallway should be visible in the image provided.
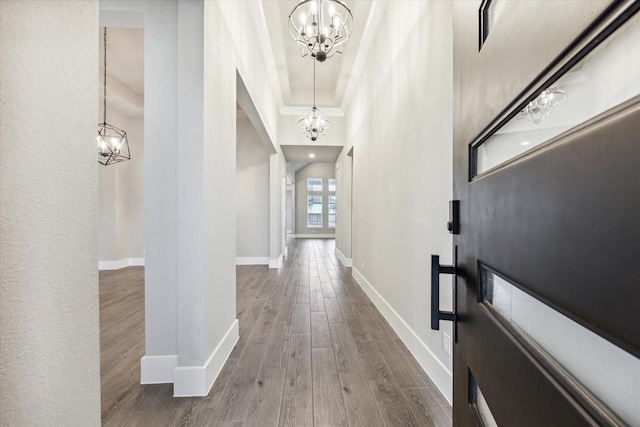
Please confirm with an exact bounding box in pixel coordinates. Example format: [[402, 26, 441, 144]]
[[307, 196, 323, 227], [307, 178, 323, 192], [328, 178, 336, 192]]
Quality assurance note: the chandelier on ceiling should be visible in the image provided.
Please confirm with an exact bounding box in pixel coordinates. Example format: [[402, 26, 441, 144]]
[[520, 86, 567, 125], [97, 27, 130, 166], [288, 0, 353, 62], [299, 61, 329, 141]]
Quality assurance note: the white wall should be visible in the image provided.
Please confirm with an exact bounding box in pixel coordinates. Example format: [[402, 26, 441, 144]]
[[127, 116, 145, 258], [0, 1, 101, 425], [337, 0, 455, 401], [335, 152, 352, 263], [236, 117, 270, 262], [286, 183, 294, 234], [269, 150, 288, 267]]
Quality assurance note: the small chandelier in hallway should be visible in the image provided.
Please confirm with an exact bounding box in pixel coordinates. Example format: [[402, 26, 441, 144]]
[[97, 27, 130, 166], [299, 61, 329, 141], [288, 0, 353, 62], [520, 85, 567, 125]]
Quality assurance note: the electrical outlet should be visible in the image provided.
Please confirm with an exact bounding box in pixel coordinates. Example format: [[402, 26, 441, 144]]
[[443, 332, 451, 356]]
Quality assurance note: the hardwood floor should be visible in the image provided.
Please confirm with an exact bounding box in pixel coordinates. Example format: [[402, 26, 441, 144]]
[[100, 238, 452, 426]]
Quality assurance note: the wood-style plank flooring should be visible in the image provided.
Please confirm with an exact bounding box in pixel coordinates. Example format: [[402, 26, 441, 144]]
[[100, 238, 452, 426]]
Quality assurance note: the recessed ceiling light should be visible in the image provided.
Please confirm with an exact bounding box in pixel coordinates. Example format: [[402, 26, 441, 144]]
[[308, 153, 316, 158], [521, 141, 531, 146]]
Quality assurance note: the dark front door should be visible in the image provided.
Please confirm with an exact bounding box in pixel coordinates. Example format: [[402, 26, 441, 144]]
[[451, 1, 640, 425]]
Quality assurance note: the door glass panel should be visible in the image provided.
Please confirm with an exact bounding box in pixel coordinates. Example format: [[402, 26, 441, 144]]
[[474, 11, 640, 176], [482, 267, 640, 425], [470, 372, 499, 427]]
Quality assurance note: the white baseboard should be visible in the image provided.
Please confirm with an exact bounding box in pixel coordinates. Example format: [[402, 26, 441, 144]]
[[335, 248, 353, 267], [173, 319, 239, 397], [140, 354, 178, 384], [351, 267, 453, 404], [236, 257, 269, 265], [294, 234, 336, 239], [268, 254, 283, 269], [99, 257, 145, 270]]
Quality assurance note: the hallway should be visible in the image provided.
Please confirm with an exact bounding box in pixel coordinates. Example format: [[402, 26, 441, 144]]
[[100, 238, 451, 426]]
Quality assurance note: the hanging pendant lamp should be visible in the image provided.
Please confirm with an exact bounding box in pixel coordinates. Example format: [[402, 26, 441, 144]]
[[288, 0, 353, 62], [97, 27, 130, 166], [520, 85, 567, 125], [299, 61, 329, 141]]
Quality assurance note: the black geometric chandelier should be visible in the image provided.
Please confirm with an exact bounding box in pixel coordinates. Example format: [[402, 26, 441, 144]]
[[98, 27, 130, 166], [288, 0, 353, 62], [298, 60, 330, 141]]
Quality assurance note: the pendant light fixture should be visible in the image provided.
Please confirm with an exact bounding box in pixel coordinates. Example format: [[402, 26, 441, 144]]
[[97, 27, 130, 166], [299, 61, 329, 141], [288, 0, 353, 62], [520, 85, 567, 125]]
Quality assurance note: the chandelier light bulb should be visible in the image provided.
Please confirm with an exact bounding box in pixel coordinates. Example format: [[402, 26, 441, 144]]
[[289, 0, 353, 62]]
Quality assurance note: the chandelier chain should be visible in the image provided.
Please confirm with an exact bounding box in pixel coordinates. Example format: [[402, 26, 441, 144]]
[[97, 26, 131, 165], [313, 60, 316, 108], [103, 27, 107, 124]]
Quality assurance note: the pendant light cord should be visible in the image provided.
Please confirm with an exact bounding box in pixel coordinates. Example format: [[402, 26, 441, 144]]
[[103, 27, 107, 124]]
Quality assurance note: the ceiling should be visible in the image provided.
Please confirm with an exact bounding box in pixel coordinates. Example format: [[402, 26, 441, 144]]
[[261, 0, 373, 109], [102, 1, 377, 163], [281, 144, 343, 164]]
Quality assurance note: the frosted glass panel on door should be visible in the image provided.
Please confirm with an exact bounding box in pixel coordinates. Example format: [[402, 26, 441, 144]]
[[470, 373, 499, 427], [475, 11, 640, 175], [483, 269, 640, 425]]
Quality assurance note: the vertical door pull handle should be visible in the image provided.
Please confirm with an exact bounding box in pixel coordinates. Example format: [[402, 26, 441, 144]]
[[431, 255, 457, 330]]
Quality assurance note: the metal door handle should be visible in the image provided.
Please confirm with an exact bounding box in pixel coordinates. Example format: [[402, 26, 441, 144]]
[[431, 255, 457, 330]]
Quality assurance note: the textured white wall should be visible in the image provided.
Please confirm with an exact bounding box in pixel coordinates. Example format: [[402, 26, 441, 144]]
[[341, 0, 454, 400], [236, 118, 270, 258], [0, 1, 101, 425]]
